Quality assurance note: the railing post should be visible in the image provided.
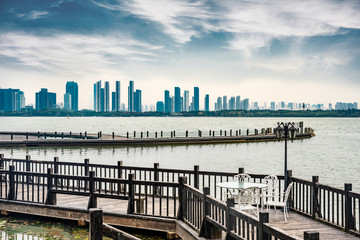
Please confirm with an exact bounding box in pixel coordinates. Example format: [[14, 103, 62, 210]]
[[345, 183, 355, 231], [112, 132, 115, 139], [0, 154, 4, 170], [8, 165, 15, 200], [225, 198, 235, 240], [304, 231, 319, 240], [89, 208, 103, 240], [194, 165, 199, 189], [176, 176, 187, 221], [258, 212, 270, 240], [87, 171, 97, 209], [154, 163, 160, 195], [25, 155, 31, 172], [238, 168, 244, 174], [46, 168, 56, 205], [127, 173, 135, 214], [312, 176, 320, 219], [117, 161, 123, 193], [53, 157, 59, 186]]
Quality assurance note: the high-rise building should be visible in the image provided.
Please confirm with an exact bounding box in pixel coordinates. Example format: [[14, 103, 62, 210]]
[[156, 101, 164, 112], [115, 81, 120, 111], [63, 93, 71, 111], [134, 89, 142, 112], [193, 87, 199, 111], [111, 92, 116, 111], [128, 80, 134, 112], [204, 94, 210, 111], [222, 96, 227, 110], [242, 98, 249, 111], [236, 96, 241, 110], [35, 88, 56, 110], [174, 87, 181, 112], [65, 81, 78, 111], [164, 90, 171, 113], [270, 102, 276, 111], [216, 97, 222, 111], [253, 101, 259, 110], [0, 88, 25, 112], [229, 97, 235, 110], [183, 90, 189, 112], [94, 81, 102, 112], [100, 88, 105, 112], [105, 81, 110, 112]]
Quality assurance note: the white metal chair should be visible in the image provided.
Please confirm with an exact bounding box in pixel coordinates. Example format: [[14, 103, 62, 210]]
[[266, 182, 294, 222], [262, 175, 279, 207], [227, 174, 251, 199], [236, 187, 260, 217]]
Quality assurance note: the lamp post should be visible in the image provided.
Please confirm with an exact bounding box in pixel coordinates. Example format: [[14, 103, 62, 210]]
[[274, 122, 298, 193]]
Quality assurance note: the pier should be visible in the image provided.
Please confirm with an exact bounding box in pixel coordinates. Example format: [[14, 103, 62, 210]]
[[0, 124, 314, 147], [0, 154, 358, 239]]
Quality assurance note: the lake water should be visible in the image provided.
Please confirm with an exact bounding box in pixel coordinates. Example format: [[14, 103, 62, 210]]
[[1, 117, 359, 191]]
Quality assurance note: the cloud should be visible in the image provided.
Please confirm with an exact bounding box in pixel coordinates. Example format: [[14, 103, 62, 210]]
[[16, 10, 49, 20], [92, 0, 212, 44], [0, 31, 163, 76]]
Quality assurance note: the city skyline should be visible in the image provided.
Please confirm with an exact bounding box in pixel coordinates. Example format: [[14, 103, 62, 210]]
[[1, 1, 360, 108]]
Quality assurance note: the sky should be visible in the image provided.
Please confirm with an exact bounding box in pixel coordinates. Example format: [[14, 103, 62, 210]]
[[0, 0, 360, 110]]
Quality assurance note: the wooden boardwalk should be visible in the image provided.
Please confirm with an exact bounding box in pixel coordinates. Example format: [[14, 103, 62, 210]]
[[54, 194, 358, 239]]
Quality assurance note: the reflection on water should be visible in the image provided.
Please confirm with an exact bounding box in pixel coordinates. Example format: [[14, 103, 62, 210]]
[[1, 117, 360, 191]]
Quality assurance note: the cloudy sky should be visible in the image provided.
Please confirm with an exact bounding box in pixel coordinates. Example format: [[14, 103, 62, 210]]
[[1, 0, 360, 109]]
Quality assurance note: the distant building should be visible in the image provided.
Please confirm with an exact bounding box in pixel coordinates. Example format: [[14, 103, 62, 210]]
[[35, 88, 56, 110], [128, 80, 134, 112], [242, 98, 249, 111], [193, 87, 199, 111], [65, 81, 78, 111], [253, 101, 258, 110], [183, 90, 189, 112], [164, 90, 171, 113], [134, 89, 142, 112], [174, 87, 181, 112], [0, 88, 25, 112], [114, 81, 120, 111], [111, 92, 116, 111], [216, 97, 222, 111], [94, 81, 102, 112], [222, 96, 227, 110], [236, 96, 241, 110], [204, 94, 209, 111], [105, 81, 110, 112], [270, 102, 276, 111], [156, 101, 164, 112], [63, 93, 72, 111], [229, 97, 235, 110]]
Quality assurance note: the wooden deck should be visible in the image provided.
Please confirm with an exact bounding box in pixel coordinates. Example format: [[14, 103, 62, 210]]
[[56, 194, 360, 239]]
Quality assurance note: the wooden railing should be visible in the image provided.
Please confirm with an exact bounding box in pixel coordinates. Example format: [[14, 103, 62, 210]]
[[178, 177, 303, 240], [290, 176, 360, 236], [1, 154, 359, 238]]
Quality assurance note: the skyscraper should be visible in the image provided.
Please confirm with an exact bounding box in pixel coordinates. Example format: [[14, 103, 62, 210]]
[[156, 101, 164, 112], [35, 88, 56, 110], [194, 87, 199, 111], [174, 87, 181, 112], [94, 81, 102, 112], [242, 98, 249, 111], [65, 81, 78, 111], [115, 81, 120, 111], [270, 102, 276, 111], [0, 88, 25, 112], [111, 92, 116, 111], [100, 88, 105, 112], [222, 96, 227, 110], [64, 93, 71, 111], [236, 96, 241, 110], [183, 90, 189, 112], [204, 94, 209, 111], [128, 81, 134, 112], [216, 97, 222, 111], [134, 89, 142, 112], [105, 81, 110, 112], [230, 97, 235, 110], [164, 90, 171, 113]]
